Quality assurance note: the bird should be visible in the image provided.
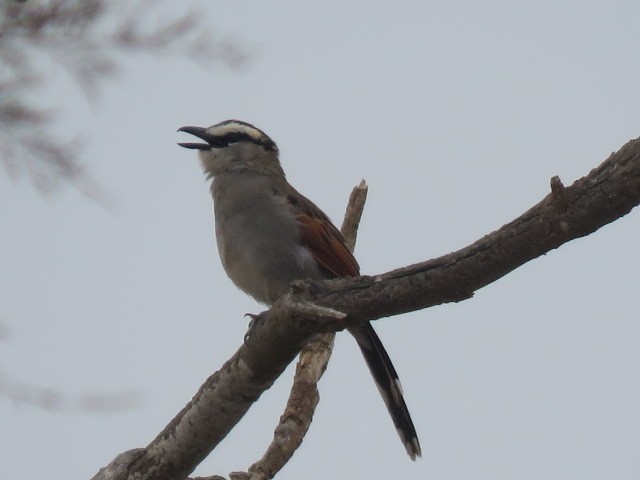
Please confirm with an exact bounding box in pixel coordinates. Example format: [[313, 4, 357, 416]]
[[178, 119, 421, 460]]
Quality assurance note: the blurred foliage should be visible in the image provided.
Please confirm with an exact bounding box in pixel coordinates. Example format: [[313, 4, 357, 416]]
[[0, 0, 247, 196]]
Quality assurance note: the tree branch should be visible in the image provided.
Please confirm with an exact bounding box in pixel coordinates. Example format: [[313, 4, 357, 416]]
[[92, 137, 640, 480], [306, 138, 640, 323]]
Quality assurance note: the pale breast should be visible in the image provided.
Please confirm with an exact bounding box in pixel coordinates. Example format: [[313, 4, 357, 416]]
[[212, 174, 324, 305]]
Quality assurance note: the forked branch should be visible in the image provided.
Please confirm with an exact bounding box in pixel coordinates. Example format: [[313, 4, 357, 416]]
[[92, 137, 640, 480]]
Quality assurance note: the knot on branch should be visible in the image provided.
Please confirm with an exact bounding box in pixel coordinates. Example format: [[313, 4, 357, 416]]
[[549, 175, 571, 235]]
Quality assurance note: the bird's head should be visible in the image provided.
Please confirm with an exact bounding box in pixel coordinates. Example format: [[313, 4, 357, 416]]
[[178, 120, 283, 178]]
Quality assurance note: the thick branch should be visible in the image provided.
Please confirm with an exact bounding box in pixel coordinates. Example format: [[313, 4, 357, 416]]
[[306, 138, 640, 323], [92, 137, 640, 480]]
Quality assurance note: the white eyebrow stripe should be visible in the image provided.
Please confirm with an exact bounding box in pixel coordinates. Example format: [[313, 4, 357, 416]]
[[206, 121, 265, 142]]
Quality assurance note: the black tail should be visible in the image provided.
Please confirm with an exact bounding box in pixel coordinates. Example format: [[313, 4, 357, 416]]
[[349, 322, 421, 460]]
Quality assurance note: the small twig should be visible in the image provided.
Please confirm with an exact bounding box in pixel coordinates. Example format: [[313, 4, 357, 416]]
[[342, 179, 369, 252]]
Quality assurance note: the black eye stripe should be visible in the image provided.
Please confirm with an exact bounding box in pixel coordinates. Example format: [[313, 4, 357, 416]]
[[215, 132, 277, 152]]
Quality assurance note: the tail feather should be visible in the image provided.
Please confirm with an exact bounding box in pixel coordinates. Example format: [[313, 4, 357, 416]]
[[349, 323, 422, 460]]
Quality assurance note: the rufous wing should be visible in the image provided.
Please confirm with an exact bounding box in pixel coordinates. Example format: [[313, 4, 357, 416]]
[[288, 191, 360, 278]]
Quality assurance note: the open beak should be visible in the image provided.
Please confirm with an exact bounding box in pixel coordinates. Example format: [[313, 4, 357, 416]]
[[177, 126, 213, 150]]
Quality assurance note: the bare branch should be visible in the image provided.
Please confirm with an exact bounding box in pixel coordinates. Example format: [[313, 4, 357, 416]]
[[309, 142, 639, 322], [341, 179, 369, 252], [92, 137, 640, 479]]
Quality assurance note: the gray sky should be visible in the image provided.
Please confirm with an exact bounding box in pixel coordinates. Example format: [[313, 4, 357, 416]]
[[2, 2, 640, 479]]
